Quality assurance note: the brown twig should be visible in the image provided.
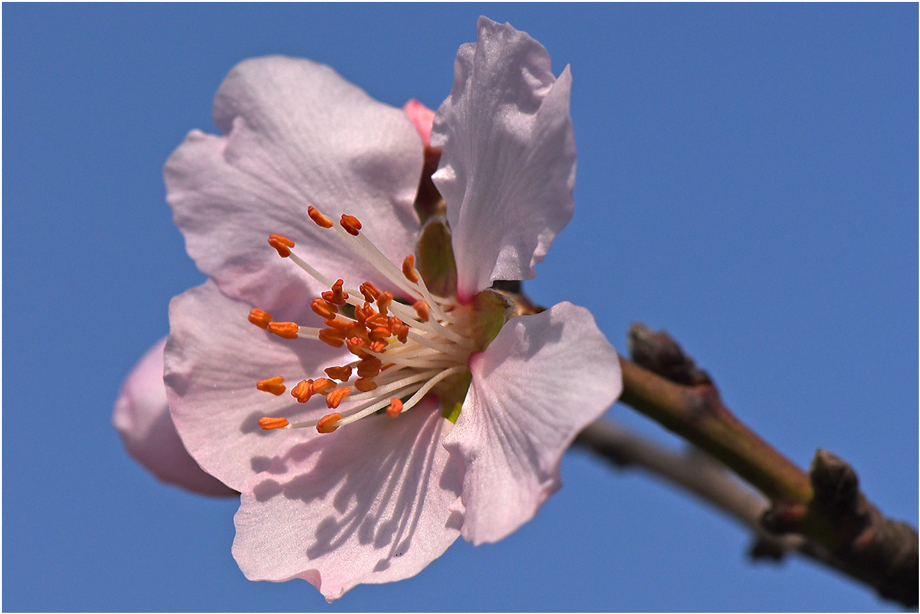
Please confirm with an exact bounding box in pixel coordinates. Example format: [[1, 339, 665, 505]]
[[611, 322, 918, 607]]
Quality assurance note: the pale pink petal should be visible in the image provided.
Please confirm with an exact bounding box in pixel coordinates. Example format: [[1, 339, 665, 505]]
[[164, 280, 350, 491], [402, 99, 436, 149], [113, 338, 236, 496], [444, 302, 621, 545], [166, 56, 423, 313], [431, 17, 576, 299], [233, 404, 463, 601]]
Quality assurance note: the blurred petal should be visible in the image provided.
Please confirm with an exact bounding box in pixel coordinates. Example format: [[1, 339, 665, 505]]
[[233, 404, 463, 601], [165, 280, 350, 491], [432, 17, 576, 299], [166, 56, 423, 313], [445, 302, 622, 544], [113, 338, 236, 496]]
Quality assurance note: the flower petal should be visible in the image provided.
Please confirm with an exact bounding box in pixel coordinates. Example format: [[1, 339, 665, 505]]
[[431, 17, 576, 299], [402, 99, 436, 149], [444, 302, 622, 545], [113, 338, 236, 496], [166, 56, 423, 312], [164, 280, 349, 490], [233, 404, 463, 601]]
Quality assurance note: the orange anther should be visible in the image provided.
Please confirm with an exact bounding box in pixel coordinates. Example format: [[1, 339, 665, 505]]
[[369, 326, 392, 342], [326, 386, 351, 409], [366, 313, 389, 329], [321, 279, 348, 306], [310, 298, 338, 319], [359, 282, 381, 302], [387, 317, 409, 343], [267, 321, 299, 339], [357, 356, 383, 378], [402, 255, 420, 283], [318, 328, 346, 348], [354, 302, 374, 325], [291, 379, 313, 403], [340, 214, 362, 236], [248, 308, 274, 329], [345, 322, 369, 340], [392, 323, 409, 344], [412, 300, 430, 322], [307, 206, 334, 228], [324, 365, 353, 381], [256, 376, 285, 396], [268, 234, 295, 258], [311, 378, 337, 395], [346, 336, 369, 357], [376, 291, 393, 316], [386, 398, 404, 418], [354, 377, 377, 392], [369, 340, 388, 353], [323, 317, 350, 333], [316, 412, 342, 434], [259, 416, 290, 430]]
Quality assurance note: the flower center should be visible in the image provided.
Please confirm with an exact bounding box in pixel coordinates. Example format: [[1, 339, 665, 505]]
[[253, 207, 477, 434]]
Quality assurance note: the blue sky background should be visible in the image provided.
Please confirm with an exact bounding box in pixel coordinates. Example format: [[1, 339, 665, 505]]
[[4, 3, 917, 611]]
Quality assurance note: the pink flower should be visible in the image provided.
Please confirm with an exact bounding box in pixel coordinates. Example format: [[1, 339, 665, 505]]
[[163, 17, 622, 601], [113, 338, 236, 496]]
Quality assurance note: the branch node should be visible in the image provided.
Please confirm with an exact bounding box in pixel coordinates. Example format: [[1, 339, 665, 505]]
[[627, 322, 712, 386]]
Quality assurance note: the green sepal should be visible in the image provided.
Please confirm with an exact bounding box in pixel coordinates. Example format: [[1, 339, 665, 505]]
[[417, 215, 458, 299], [436, 369, 471, 424], [470, 288, 516, 351]]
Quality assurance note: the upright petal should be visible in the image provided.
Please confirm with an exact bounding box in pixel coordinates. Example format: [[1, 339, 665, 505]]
[[431, 17, 576, 299], [444, 302, 622, 545], [233, 405, 463, 601], [113, 338, 236, 496], [165, 281, 349, 491], [166, 56, 423, 313]]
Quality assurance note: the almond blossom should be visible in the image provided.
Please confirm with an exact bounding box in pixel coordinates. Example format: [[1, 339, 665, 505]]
[[162, 16, 622, 601]]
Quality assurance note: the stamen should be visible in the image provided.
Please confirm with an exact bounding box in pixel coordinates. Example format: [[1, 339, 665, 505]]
[[377, 291, 393, 316], [324, 365, 353, 381], [386, 398, 403, 418], [360, 282, 381, 302], [340, 214, 362, 236], [256, 376, 285, 396], [368, 326, 392, 342], [307, 206, 334, 228], [267, 321, 299, 339], [248, 308, 274, 329], [402, 255, 420, 283], [316, 412, 342, 433], [291, 379, 313, 403], [346, 336, 371, 357], [412, 300, 430, 322], [310, 298, 338, 319], [318, 328, 346, 348], [268, 234, 295, 258], [388, 317, 410, 343], [354, 377, 377, 392], [255, 206, 479, 435], [326, 387, 351, 409], [311, 378, 337, 395], [321, 279, 348, 306], [356, 356, 383, 377], [259, 416, 290, 430]]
